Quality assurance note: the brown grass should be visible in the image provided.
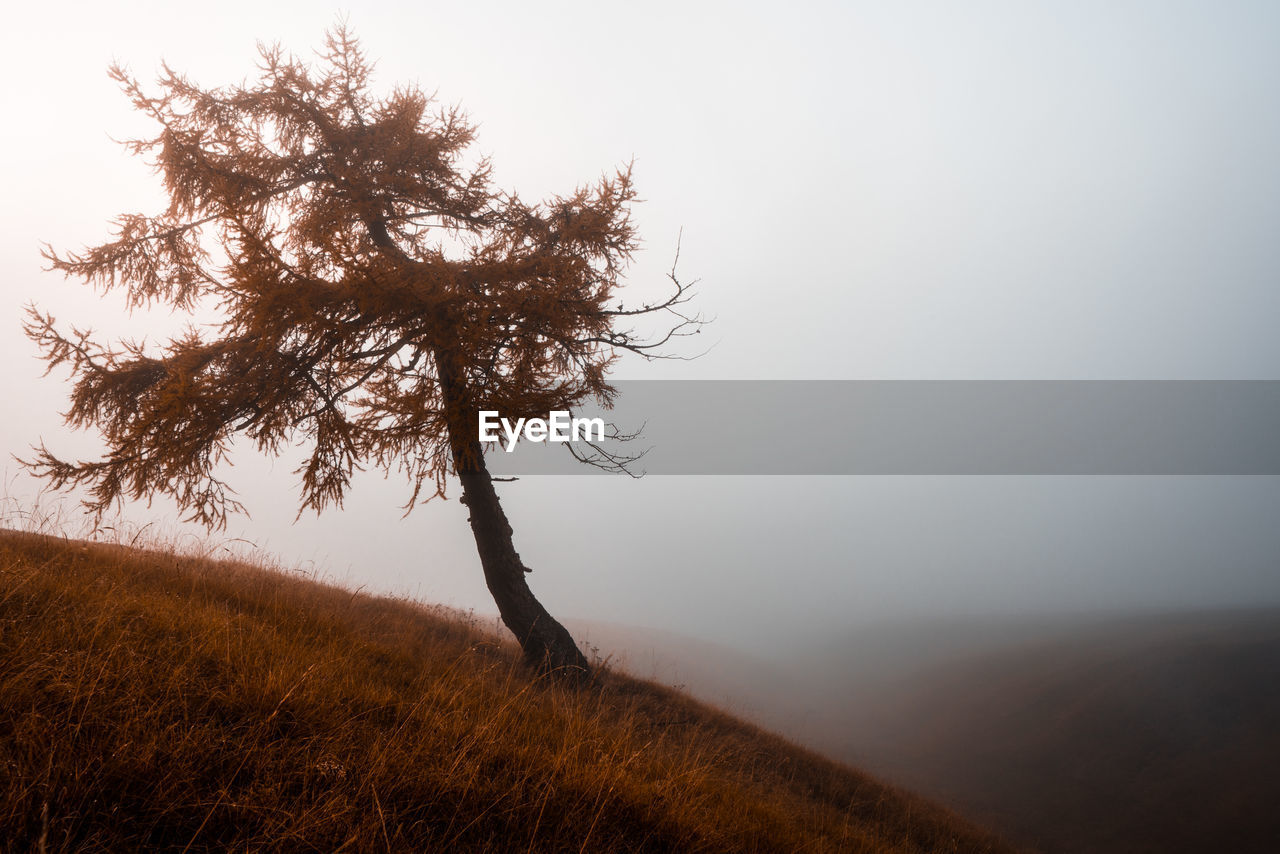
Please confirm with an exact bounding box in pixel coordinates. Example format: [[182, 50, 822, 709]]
[[0, 527, 1014, 853]]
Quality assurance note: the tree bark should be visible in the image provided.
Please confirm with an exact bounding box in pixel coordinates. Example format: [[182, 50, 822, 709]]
[[454, 456, 592, 680], [436, 355, 591, 681]]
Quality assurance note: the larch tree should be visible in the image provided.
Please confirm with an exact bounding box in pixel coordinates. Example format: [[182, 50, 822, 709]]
[[25, 29, 700, 679]]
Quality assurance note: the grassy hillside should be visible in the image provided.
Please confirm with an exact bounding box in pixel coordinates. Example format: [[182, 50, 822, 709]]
[[0, 529, 1011, 853]]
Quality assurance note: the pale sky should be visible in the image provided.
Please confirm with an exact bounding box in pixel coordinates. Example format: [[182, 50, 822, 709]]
[[3, 1, 1279, 654]]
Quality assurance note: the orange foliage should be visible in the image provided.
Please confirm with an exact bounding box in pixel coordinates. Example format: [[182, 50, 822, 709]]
[[27, 27, 699, 527]]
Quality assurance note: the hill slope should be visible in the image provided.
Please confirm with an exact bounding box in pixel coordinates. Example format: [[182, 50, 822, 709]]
[[795, 615, 1280, 854], [0, 529, 1011, 853]]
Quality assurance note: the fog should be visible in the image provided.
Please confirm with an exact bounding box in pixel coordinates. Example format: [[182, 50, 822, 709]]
[[3, 1, 1279, 659]]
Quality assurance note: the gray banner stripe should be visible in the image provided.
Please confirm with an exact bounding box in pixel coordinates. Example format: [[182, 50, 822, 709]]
[[483, 381, 1280, 475]]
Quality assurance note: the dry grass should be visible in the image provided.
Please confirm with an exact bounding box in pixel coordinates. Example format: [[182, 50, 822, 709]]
[[0, 527, 1014, 853]]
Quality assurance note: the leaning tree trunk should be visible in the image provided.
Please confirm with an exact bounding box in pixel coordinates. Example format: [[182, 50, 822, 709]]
[[453, 453, 591, 680], [436, 356, 591, 681]]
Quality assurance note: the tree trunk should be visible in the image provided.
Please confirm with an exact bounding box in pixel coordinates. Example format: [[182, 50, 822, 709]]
[[453, 456, 591, 680], [436, 355, 591, 681]]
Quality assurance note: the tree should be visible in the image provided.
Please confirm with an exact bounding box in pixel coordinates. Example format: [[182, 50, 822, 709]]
[[25, 28, 700, 680]]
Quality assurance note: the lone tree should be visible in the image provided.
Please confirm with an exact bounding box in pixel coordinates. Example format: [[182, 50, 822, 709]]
[[25, 29, 699, 679]]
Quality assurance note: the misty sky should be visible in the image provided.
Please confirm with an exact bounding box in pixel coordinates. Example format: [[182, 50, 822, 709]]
[[3, 1, 1278, 655]]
